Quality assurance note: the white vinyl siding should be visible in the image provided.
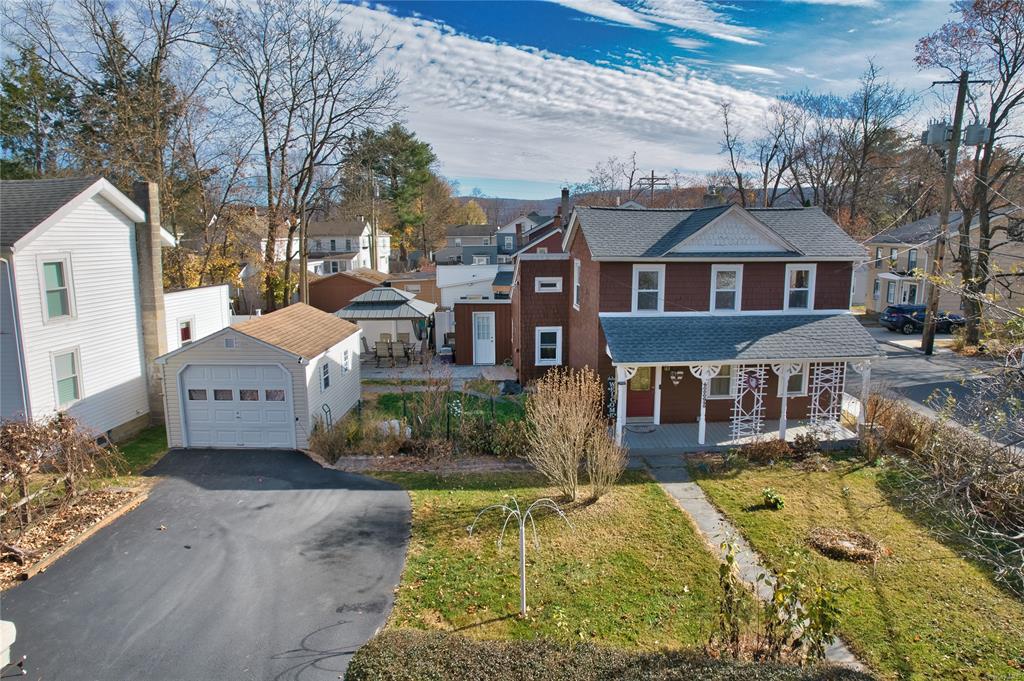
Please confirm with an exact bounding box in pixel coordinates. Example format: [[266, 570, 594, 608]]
[[14, 195, 147, 434], [163, 285, 231, 351], [305, 333, 362, 431]]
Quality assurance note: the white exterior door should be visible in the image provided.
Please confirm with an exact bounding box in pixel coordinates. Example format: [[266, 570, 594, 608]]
[[472, 311, 496, 365], [902, 283, 919, 304], [181, 364, 295, 448]]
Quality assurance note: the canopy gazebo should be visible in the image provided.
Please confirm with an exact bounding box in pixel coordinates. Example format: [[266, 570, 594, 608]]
[[336, 286, 437, 348]]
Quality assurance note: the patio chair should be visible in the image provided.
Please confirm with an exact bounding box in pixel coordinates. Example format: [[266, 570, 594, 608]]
[[397, 332, 411, 344], [392, 341, 410, 367], [374, 341, 392, 367], [380, 332, 392, 342], [361, 336, 372, 355]]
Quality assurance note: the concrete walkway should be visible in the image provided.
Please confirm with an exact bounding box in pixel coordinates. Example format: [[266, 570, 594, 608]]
[[632, 451, 864, 669]]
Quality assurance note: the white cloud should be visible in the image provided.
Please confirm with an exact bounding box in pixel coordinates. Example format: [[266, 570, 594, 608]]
[[781, 0, 878, 5], [728, 63, 780, 78], [341, 5, 774, 185], [547, 0, 655, 29], [668, 36, 710, 50]]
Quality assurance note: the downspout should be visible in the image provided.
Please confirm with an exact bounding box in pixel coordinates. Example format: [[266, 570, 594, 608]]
[[1, 253, 30, 420]]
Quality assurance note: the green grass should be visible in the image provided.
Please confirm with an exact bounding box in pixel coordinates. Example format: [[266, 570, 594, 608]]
[[376, 392, 523, 422], [378, 471, 737, 650], [690, 455, 1024, 680], [113, 426, 168, 475]]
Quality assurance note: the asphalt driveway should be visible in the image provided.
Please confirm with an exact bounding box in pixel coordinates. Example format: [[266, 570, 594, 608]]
[[0, 449, 410, 681]]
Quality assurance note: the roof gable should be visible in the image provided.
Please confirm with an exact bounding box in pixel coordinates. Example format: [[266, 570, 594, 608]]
[[233, 303, 359, 359], [669, 205, 799, 255]]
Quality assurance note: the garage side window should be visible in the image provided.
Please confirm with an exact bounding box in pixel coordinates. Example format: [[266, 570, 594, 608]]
[[187, 389, 207, 400], [342, 349, 350, 373], [320, 362, 331, 391], [214, 389, 232, 401], [265, 389, 285, 401]]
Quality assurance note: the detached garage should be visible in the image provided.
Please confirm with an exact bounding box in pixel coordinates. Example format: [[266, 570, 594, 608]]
[[156, 303, 361, 449]]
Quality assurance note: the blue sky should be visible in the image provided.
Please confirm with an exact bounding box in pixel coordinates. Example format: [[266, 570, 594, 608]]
[[341, 1, 954, 199]]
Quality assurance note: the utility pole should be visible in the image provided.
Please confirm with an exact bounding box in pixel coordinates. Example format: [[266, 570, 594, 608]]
[[921, 70, 970, 356], [368, 163, 379, 273], [635, 169, 668, 205], [298, 200, 308, 303]]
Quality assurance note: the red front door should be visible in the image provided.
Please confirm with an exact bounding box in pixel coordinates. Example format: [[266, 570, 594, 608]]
[[626, 367, 655, 418]]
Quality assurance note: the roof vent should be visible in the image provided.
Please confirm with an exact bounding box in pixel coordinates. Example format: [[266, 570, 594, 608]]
[[224, 338, 236, 349]]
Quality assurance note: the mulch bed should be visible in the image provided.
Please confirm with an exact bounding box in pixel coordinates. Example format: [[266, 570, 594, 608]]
[[808, 526, 886, 564], [331, 454, 534, 474], [1, 487, 146, 589]]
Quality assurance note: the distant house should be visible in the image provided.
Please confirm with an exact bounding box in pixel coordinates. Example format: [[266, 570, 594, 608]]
[[434, 224, 498, 264], [308, 268, 440, 313], [862, 210, 1022, 316], [436, 264, 511, 308], [259, 215, 391, 275], [1, 177, 230, 442]]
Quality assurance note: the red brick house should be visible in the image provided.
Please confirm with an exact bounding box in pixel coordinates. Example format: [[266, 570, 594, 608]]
[[511, 203, 881, 448]]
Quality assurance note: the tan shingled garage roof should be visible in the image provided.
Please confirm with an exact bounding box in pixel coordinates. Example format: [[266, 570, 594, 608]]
[[233, 303, 358, 359]]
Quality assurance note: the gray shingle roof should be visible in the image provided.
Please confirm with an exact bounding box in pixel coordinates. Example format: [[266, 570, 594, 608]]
[[600, 314, 880, 364], [1, 176, 101, 249], [492, 271, 514, 287], [337, 286, 436, 319], [446, 223, 499, 237], [574, 205, 865, 259]]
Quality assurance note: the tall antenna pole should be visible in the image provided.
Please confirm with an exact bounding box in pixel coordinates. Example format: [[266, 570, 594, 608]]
[[921, 70, 970, 355]]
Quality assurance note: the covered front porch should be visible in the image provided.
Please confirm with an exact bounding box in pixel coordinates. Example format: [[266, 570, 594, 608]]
[[600, 314, 883, 450]]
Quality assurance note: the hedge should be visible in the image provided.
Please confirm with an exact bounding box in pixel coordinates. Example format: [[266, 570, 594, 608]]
[[345, 630, 875, 681]]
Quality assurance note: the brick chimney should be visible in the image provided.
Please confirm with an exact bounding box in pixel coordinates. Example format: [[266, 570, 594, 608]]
[[133, 181, 168, 424], [515, 221, 524, 247], [560, 187, 570, 221]]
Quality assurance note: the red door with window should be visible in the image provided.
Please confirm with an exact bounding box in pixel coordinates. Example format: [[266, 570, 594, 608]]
[[626, 367, 655, 419]]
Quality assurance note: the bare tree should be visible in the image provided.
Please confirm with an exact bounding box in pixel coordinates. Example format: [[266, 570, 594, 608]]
[[719, 102, 750, 207], [210, 0, 398, 309]]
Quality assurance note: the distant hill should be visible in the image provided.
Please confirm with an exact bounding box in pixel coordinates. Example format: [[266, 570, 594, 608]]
[[457, 195, 562, 225]]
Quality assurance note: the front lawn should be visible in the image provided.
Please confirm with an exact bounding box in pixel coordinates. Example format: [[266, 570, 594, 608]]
[[379, 471, 736, 650], [375, 392, 523, 422], [114, 425, 168, 474], [691, 455, 1024, 680]]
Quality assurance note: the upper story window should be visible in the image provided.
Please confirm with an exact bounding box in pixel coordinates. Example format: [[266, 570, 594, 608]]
[[504, 236, 513, 249], [784, 264, 815, 310], [178, 318, 194, 345], [536, 247, 548, 254], [888, 248, 898, 267], [907, 248, 918, 270], [573, 258, 581, 309], [711, 264, 742, 312], [482, 237, 490, 245], [632, 264, 664, 312], [874, 247, 883, 263], [52, 348, 81, 406], [320, 362, 331, 392], [535, 277, 562, 293], [42, 258, 74, 321], [329, 239, 337, 251], [872, 279, 880, 300], [455, 238, 462, 247]]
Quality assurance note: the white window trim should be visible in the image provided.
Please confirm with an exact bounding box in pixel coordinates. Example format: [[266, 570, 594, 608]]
[[534, 326, 562, 366], [777, 363, 808, 397], [472, 255, 489, 265], [405, 283, 422, 293], [51, 346, 83, 408], [886, 282, 896, 304], [454, 238, 462, 247], [504, 236, 513, 248], [38, 253, 76, 323], [707, 365, 735, 399], [177, 316, 196, 345], [631, 264, 665, 313], [710, 264, 743, 313], [783, 263, 816, 311], [907, 248, 918, 270], [535, 277, 563, 293], [319, 361, 331, 392], [573, 258, 581, 310], [536, 247, 548, 254]]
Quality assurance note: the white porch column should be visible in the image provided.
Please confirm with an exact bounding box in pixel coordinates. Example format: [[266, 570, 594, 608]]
[[653, 366, 663, 425], [852, 360, 873, 427], [689, 364, 721, 445], [614, 365, 637, 445], [771, 362, 802, 440]]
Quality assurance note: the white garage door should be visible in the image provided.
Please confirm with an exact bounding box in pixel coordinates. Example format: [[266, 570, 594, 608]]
[[181, 365, 295, 448]]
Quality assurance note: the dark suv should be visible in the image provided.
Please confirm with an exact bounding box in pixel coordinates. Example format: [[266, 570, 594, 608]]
[[879, 304, 965, 334]]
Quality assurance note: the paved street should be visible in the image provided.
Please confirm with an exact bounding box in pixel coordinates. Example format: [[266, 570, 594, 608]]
[[1, 450, 410, 681]]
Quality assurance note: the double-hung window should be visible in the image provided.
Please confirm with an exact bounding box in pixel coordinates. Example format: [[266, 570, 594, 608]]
[[784, 264, 815, 310], [42, 258, 73, 321], [504, 236, 513, 250], [632, 265, 664, 312], [711, 265, 742, 312], [874, 247, 883, 263], [52, 348, 81, 406], [778, 364, 807, 397], [178, 318, 194, 345], [872, 279, 880, 300], [907, 248, 918, 271], [330, 239, 337, 251], [320, 362, 331, 391], [709, 365, 733, 398], [886, 282, 896, 304], [454, 238, 462, 247], [535, 326, 562, 366], [573, 258, 581, 309]]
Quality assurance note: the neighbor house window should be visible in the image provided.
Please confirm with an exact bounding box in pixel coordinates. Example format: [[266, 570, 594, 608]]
[[889, 248, 898, 267], [573, 258, 581, 309], [874, 247, 883, 262], [42, 258, 73, 320], [52, 349, 81, 406], [472, 255, 489, 265], [535, 326, 562, 366], [178, 318, 194, 345], [535, 277, 563, 293], [632, 264, 665, 312], [504, 236, 513, 249], [784, 264, 815, 310], [320, 362, 331, 391], [872, 279, 880, 300], [778, 364, 807, 397], [330, 239, 337, 251], [907, 248, 918, 271], [711, 265, 742, 312], [886, 282, 896, 303], [454, 238, 462, 247], [536, 247, 548, 254], [709, 365, 733, 398]]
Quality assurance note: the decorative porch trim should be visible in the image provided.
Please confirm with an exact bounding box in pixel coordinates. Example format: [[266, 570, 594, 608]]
[[809, 362, 846, 436], [771, 362, 803, 439], [688, 364, 721, 445], [730, 365, 767, 440]]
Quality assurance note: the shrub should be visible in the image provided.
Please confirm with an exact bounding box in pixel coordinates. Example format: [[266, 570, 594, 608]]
[[525, 367, 625, 501], [346, 629, 873, 681], [308, 409, 405, 463], [491, 419, 529, 458], [739, 438, 792, 464], [761, 488, 785, 510], [790, 432, 818, 458]]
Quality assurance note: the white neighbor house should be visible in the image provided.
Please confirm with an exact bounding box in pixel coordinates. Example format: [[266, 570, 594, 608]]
[[436, 264, 505, 308], [156, 304, 361, 449], [163, 284, 233, 351], [260, 215, 391, 275], [1, 177, 233, 442]]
